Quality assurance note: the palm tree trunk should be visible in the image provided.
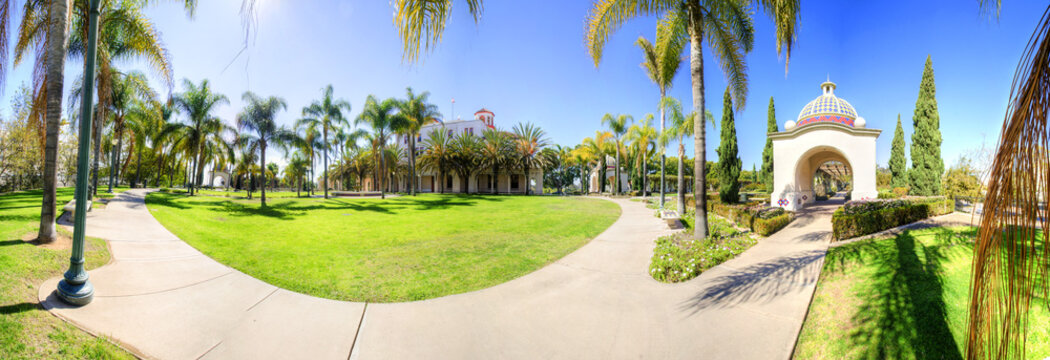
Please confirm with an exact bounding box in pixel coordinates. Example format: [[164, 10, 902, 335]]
[[642, 152, 648, 198], [260, 142, 267, 206], [91, 109, 103, 197], [688, 10, 709, 239], [659, 91, 666, 208], [135, 140, 143, 188], [379, 144, 386, 199], [323, 129, 329, 199], [677, 141, 686, 214], [115, 127, 124, 188], [37, 0, 70, 243], [492, 166, 498, 195], [614, 143, 621, 195], [410, 137, 417, 196], [523, 163, 530, 195]]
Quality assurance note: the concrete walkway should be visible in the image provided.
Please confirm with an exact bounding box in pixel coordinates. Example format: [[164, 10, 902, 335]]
[[40, 189, 834, 360]]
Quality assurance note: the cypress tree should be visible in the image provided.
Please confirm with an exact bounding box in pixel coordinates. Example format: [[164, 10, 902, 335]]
[[909, 55, 944, 195], [889, 114, 908, 188], [717, 88, 741, 203], [761, 96, 777, 193]]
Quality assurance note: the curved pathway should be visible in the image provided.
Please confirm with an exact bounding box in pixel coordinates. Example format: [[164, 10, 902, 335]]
[[40, 189, 833, 359]]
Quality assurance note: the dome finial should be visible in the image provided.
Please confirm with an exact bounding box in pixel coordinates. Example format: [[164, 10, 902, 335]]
[[821, 76, 836, 95]]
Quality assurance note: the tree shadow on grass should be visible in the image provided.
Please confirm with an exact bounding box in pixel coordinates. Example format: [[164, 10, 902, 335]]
[[680, 249, 826, 314], [0, 302, 39, 315], [832, 227, 969, 360], [0, 239, 28, 247]]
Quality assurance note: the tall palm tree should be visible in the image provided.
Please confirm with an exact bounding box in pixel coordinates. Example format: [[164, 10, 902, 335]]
[[586, 0, 800, 238], [480, 127, 510, 194], [602, 113, 631, 195], [72, 70, 156, 189], [570, 145, 595, 193], [163, 79, 228, 195], [299, 84, 351, 199], [663, 97, 695, 213], [396, 87, 441, 195], [124, 97, 164, 188], [355, 95, 404, 199], [237, 92, 296, 207], [419, 127, 452, 193], [448, 133, 482, 193], [636, 14, 685, 207], [967, 2, 1050, 359], [512, 122, 549, 195], [626, 114, 658, 197], [582, 131, 614, 193]]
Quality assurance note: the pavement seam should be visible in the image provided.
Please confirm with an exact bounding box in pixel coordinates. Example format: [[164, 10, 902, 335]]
[[195, 340, 223, 360], [113, 254, 206, 262], [347, 302, 368, 360], [245, 288, 279, 313], [95, 271, 234, 298]]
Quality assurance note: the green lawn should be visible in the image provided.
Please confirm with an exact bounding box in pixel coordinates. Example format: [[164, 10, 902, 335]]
[[145, 193, 621, 302], [0, 188, 133, 359], [795, 227, 1050, 359]]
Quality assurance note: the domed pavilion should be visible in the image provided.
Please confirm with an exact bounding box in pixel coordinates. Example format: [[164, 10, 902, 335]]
[[769, 79, 881, 211]]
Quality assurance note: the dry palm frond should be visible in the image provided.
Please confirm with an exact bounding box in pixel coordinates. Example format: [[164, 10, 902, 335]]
[[966, 6, 1050, 360]]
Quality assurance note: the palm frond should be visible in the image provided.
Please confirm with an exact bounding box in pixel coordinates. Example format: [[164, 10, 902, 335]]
[[585, 0, 675, 67]]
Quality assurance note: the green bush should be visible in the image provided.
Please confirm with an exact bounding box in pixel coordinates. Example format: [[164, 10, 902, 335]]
[[649, 215, 756, 283], [877, 189, 899, 199], [832, 197, 954, 240], [753, 213, 792, 236]]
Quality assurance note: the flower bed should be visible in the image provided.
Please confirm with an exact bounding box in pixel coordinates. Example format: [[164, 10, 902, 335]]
[[649, 215, 757, 283], [831, 196, 954, 240]]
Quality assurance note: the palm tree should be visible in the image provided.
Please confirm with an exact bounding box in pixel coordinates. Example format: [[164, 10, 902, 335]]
[[636, 15, 685, 207], [582, 131, 614, 193], [967, 2, 1050, 358], [512, 122, 549, 195], [626, 114, 658, 197], [570, 145, 595, 193], [396, 87, 442, 195], [233, 150, 258, 199], [663, 97, 694, 213], [124, 98, 164, 188], [162, 79, 228, 195], [236, 92, 297, 207], [586, 0, 799, 238], [76, 70, 155, 189], [479, 127, 511, 194], [602, 113, 631, 195], [299, 84, 351, 199], [419, 127, 452, 193], [355, 95, 404, 199], [448, 133, 482, 193]]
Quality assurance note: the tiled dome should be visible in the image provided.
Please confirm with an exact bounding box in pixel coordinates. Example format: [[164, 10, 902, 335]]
[[795, 80, 857, 127]]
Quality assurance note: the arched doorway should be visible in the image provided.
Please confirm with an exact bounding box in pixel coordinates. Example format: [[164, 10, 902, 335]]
[[770, 80, 881, 211], [210, 171, 230, 188]]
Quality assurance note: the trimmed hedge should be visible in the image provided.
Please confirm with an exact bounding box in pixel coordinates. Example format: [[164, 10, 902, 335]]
[[706, 201, 793, 236], [831, 196, 954, 240], [754, 213, 793, 236]]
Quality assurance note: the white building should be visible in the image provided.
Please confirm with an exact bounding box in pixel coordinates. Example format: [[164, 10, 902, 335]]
[[770, 80, 881, 211], [587, 155, 630, 194], [394, 108, 543, 194]]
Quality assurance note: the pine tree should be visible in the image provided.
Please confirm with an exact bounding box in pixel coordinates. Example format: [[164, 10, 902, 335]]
[[889, 114, 908, 188], [717, 88, 741, 203], [761, 96, 777, 193], [909, 55, 944, 195]]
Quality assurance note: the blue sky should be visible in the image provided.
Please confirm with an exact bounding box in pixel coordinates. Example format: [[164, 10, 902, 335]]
[[1, 0, 1044, 170]]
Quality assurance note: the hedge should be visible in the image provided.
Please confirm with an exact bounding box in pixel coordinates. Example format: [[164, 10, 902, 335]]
[[831, 196, 954, 240], [706, 201, 793, 236]]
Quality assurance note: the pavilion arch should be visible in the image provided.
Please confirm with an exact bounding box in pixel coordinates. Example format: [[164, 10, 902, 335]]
[[210, 171, 230, 188], [770, 122, 880, 211]]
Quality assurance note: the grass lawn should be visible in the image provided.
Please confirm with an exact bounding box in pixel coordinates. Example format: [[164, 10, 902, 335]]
[[145, 193, 621, 302], [0, 188, 132, 359], [794, 226, 1050, 359]]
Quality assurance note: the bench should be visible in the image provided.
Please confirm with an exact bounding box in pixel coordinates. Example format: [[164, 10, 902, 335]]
[[660, 210, 683, 229], [59, 199, 92, 224]]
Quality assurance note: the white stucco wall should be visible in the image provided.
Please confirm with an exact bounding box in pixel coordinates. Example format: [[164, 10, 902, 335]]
[[770, 123, 881, 211]]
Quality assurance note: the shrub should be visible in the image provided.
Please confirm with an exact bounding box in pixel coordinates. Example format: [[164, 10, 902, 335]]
[[832, 196, 954, 240], [892, 187, 909, 198], [877, 189, 899, 199], [649, 216, 756, 283], [753, 212, 793, 236]]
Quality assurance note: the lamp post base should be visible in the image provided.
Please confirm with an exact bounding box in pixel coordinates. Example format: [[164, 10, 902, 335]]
[[57, 279, 94, 306]]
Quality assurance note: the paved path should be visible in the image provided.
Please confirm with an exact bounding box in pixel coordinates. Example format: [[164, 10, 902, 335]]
[[40, 189, 834, 360]]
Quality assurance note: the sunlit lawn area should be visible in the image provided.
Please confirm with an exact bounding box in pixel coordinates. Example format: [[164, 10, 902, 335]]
[[145, 193, 621, 302], [794, 227, 1050, 359], [0, 188, 132, 359]]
